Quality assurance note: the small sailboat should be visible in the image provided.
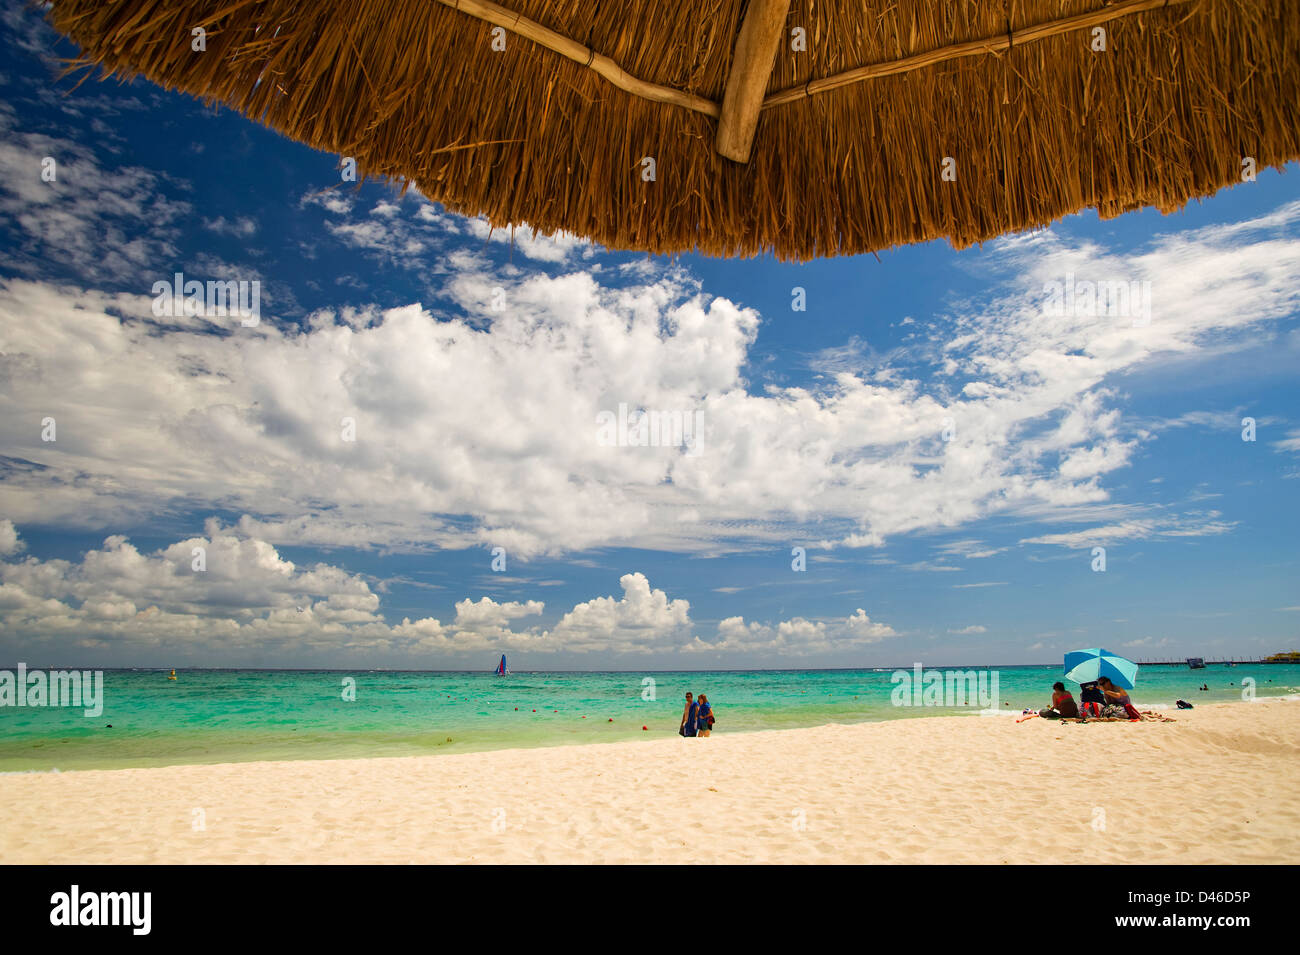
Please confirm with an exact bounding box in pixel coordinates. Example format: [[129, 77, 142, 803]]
[[494, 654, 508, 676]]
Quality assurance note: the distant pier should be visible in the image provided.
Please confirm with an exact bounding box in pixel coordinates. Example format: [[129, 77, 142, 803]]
[[1135, 658, 1292, 667]]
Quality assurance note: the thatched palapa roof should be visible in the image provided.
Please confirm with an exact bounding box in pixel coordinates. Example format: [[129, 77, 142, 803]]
[[48, 0, 1300, 260]]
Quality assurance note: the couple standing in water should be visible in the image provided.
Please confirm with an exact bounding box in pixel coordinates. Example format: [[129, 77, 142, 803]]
[[679, 691, 714, 737]]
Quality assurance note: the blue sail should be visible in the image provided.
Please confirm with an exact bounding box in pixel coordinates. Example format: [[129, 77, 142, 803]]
[[495, 654, 507, 676]]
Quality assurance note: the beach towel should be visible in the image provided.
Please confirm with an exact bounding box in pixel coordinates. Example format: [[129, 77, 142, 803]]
[[681, 701, 698, 737]]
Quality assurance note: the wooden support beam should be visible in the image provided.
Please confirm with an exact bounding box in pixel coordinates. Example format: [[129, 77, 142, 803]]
[[715, 0, 791, 163]]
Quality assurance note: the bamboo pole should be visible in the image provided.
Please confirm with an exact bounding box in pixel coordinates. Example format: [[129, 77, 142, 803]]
[[763, 0, 1195, 109], [439, 0, 719, 117], [715, 0, 792, 162]]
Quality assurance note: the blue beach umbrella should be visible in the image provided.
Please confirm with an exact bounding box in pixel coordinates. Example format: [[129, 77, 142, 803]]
[[1063, 648, 1139, 689]]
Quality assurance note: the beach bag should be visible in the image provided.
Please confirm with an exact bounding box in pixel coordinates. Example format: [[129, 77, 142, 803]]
[[1123, 703, 1142, 720], [1176, 700, 1193, 709], [1080, 701, 1102, 718]]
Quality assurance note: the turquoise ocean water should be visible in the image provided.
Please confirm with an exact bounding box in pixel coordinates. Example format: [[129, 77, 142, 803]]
[[1, 664, 1297, 771]]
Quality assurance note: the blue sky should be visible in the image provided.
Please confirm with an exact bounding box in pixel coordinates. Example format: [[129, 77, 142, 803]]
[[1, 2, 1297, 669]]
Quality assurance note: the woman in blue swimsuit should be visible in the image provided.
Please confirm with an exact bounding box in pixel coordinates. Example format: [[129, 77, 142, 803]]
[[696, 694, 713, 737]]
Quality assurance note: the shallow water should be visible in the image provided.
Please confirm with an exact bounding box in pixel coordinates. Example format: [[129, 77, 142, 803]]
[[1, 663, 1295, 771]]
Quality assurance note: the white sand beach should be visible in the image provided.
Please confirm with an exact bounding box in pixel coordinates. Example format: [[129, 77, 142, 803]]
[[2, 699, 1296, 864]]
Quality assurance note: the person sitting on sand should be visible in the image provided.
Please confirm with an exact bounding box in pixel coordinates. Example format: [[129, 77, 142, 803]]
[[1098, 676, 1129, 703], [696, 694, 713, 737], [680, 692, 698, 738], [1039, 682, 1079, 719], [1098, 677, 1140, 719]]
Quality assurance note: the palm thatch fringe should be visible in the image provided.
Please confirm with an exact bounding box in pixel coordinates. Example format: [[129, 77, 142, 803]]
[[46, 0, 1300, 260]]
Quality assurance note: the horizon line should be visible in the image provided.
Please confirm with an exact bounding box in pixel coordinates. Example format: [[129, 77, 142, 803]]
[[2, 661, 1288, 674]]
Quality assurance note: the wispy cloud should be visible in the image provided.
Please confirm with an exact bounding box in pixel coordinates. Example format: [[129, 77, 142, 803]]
[[1019, 512, 1236, 549]]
